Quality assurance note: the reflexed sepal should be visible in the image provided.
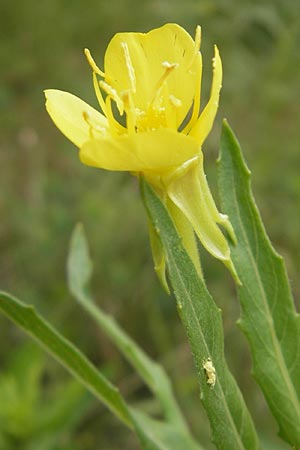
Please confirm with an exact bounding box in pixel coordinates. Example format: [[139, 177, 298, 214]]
[[166, 198, 203, 278], [166, 155, 240, 283]]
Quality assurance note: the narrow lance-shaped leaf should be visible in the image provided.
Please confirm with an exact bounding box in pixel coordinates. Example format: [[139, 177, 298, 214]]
[[131, 409, 203, 450], [0, 291, 204, 450], [218, 120, 300, 448], [140, 178, 261, 450], [0, 291, 132, 428], [67, 223, 189, 433], [68, 224, 206, 449]]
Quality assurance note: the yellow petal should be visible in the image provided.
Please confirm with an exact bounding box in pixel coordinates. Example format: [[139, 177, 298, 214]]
[[104, 24, 201, 127], [80, 129, 199, 172], [167, 160, 240, 282], [189, 45, 222, 146], [45, 89, 108, 147]]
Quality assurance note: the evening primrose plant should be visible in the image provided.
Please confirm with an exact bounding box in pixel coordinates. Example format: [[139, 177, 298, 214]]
[[45, 23, 238, 287], [0, 23, 300, 450]]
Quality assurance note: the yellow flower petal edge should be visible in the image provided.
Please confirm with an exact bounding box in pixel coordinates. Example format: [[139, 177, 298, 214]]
[[80, 129, 199, 172], [104, 23, 202, 129], [45, 89, 108, 147], [44, 23, 239, 285], [189, 45, 222, 146]]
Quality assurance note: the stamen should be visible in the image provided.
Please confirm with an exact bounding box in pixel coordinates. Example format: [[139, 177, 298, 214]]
[[92, 72, 107, 115], [121, 42, 136, 92], [84, 48, 105, 77], [169, 95, 182, 108], [82, 111, 94, 139], [185, 26, 201, 72], [181, 52, 202, 134], [194, 25, 201, 53], [180, 27, 202, 134], [162, 61, 177, 70], [166, 95, 181, 129], [105, 96, 126, 136], [82, 111, 106, 139], [122, 90, 136, 135], [100, 80, 124, 115]]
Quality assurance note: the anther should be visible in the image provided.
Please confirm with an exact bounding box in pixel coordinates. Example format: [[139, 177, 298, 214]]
[[121, 42, 136, 93], [105, 96, 126, 135], [121, 90, 137, 135], [169, 95, 182, 108], [162, 61, 178, 70], [100, 81, 124, 115], [82, 111, 106, 138], [194, 26, 201, 53], [84, 48, 105, 77]]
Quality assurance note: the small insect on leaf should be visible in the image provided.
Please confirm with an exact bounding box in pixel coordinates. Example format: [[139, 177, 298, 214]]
[[203, 357, 216, 388]]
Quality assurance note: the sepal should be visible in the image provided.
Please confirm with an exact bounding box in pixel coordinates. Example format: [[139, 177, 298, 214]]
[[166, 198, 203, 278], [148, 220, 170, 294], [166, 156, 240, 283]]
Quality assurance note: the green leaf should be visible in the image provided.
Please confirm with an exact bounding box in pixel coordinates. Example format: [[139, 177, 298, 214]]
[[34, 380, 90, 435], [0, 285, 204, 450], [218, 120, 300, 448], [0, 291, 203, 450], [67, 224, 184, 426], [0, 291, 133, 429], [67, 223, 196, 437], [140, 178, 261, 450], [131, 410, 202, 450]]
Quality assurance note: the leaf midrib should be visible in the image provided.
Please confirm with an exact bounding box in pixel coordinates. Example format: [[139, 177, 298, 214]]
[[169, 251, 247, 450]]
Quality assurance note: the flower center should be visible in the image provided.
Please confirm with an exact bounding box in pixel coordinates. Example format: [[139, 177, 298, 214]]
[[118, 44, 181, 134], [84, 25, 202, 137]]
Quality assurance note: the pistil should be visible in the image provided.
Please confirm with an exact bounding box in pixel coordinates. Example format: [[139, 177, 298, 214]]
[[149, 62, 178, 110]]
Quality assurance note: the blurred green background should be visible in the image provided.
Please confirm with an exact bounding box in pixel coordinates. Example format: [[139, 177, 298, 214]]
[[0, 0, 299, 449]]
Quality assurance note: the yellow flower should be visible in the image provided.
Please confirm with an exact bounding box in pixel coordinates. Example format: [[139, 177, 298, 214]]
[[45, 23, 239, 288]]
